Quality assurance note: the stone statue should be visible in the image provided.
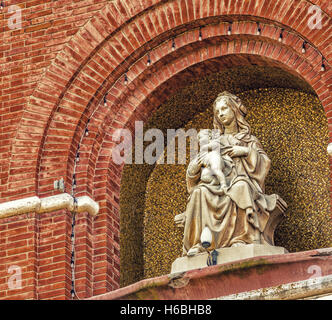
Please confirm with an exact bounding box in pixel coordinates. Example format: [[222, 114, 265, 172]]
[[175, 91, 287, 257]]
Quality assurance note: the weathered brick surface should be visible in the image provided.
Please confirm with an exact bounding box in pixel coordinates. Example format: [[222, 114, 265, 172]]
[[0, 0, 331, 299], [0, 213, 37, 300], [0, 208, 119, 299]]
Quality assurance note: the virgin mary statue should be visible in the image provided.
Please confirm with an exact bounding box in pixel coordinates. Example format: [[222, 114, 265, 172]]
[[175, 91, 285, 257]]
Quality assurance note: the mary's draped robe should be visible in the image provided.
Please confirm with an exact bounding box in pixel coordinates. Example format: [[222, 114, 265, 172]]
[[182, 133, 278, 256]]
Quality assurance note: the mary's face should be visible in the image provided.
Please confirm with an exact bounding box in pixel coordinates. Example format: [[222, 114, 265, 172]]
[[214, 99, 235, 126]]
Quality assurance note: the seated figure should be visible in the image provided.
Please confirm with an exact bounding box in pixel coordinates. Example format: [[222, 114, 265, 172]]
[[175, 91, 287, 257]]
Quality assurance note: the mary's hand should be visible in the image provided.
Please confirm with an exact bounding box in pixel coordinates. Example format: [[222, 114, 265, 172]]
[[174, 212, 186, 228], [228, 146, 249, 158]]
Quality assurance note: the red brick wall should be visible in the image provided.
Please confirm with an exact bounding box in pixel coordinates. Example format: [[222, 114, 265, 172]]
[[0, 208, 119, 299], [0, 0, 331, 299], [0, 0, 110, 202], [0, 213, 37, 299]]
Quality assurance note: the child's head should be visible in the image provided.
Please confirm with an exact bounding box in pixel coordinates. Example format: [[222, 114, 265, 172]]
[[197, 129, 221, 143], [197, 129, 210, 139], [197, 129, 211, 150]]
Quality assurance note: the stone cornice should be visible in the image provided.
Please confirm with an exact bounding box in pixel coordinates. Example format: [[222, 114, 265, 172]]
[[87, 248, 332, 300], [0, 193, 99, 220]]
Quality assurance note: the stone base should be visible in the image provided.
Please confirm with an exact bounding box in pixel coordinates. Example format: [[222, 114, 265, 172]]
[[171, 244, 288, 274], [88, 248, 332, 300]]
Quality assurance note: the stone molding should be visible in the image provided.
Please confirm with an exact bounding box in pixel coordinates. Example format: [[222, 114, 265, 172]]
[[0, 193, 99, 220], [212, 274, 332, 300], [87, 248, 332, 300]]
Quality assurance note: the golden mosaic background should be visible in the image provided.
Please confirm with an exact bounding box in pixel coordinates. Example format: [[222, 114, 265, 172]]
[[119, 66, 331, 287]]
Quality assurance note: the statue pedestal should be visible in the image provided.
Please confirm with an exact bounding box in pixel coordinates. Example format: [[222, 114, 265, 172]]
[[171, 244, 288, 274]]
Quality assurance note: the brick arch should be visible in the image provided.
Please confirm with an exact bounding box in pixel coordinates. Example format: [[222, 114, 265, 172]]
[[89, 41, 329, 215], [94, 45, 330, 289], [83, 29, 330, 200], [3, 0, 330, 203], [40, 21, 330, 198]]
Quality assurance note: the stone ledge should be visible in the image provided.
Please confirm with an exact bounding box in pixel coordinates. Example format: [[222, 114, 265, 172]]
[[87, 247, 332, 300], [171, 244, 288, 274], [213, 274, 332, 300], [0, 193, 100, 220]]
